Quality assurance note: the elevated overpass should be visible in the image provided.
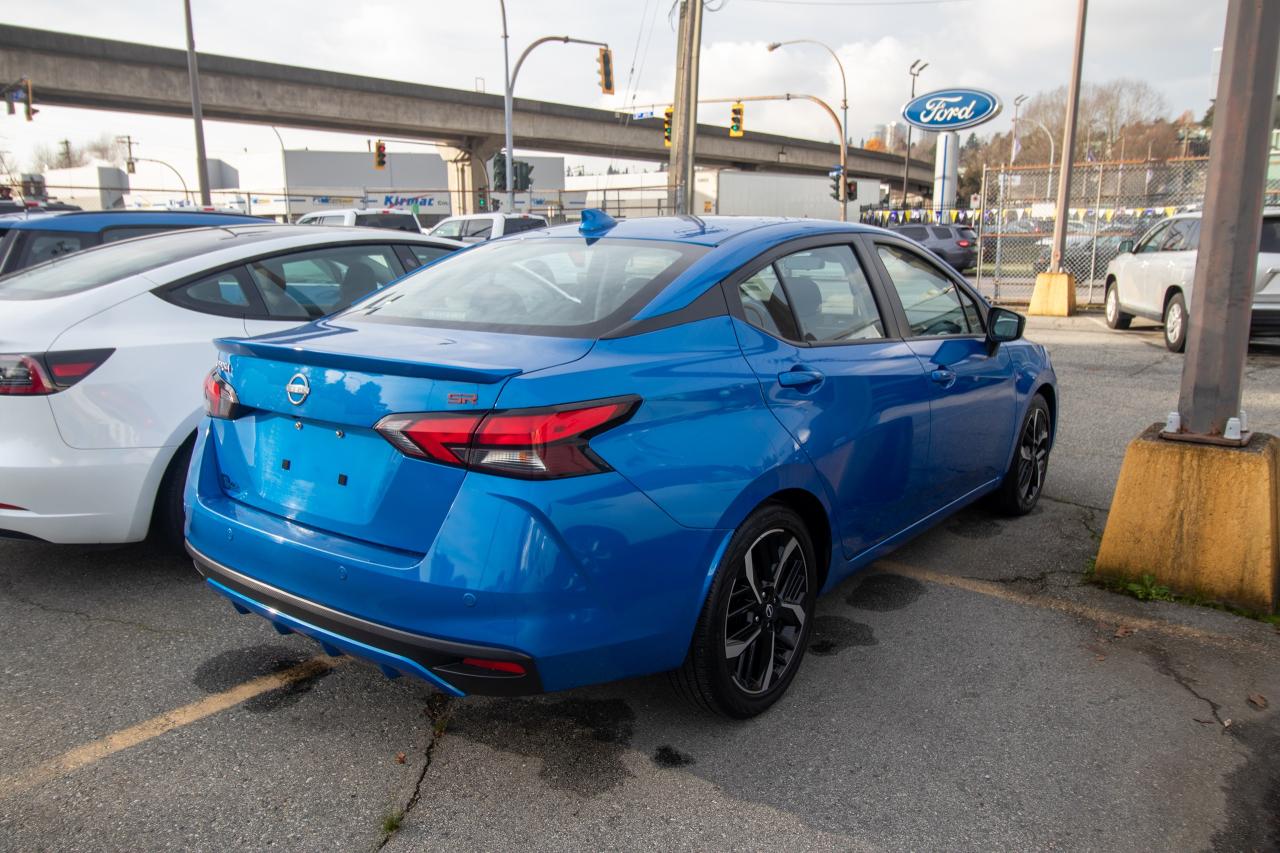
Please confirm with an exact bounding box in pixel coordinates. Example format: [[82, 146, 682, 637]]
[[0, 24, 933, 205]]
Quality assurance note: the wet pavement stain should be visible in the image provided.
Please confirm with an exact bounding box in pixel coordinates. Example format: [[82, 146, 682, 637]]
[[807, 615, 877, 656], [1209, 715, 1280, 852], [845, 573, 925, 611], [652, 745, 695, 768], [450, 697, 636, 796], [192, 643, 331, 713]]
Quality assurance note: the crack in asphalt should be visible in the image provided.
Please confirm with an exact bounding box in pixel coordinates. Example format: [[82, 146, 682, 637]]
[[1145, 644, 1227, 727], [963, 568, 1082, 589], [1040, 494, 1109, 514], [375, 695, 452, 851], [0, 585, 196, 637]]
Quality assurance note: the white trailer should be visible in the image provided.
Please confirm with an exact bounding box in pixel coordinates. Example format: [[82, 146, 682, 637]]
[[693, 170, 875, 220]]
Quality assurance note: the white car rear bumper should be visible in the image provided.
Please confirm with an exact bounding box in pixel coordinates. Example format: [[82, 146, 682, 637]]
[[0, 398, 167, 544]]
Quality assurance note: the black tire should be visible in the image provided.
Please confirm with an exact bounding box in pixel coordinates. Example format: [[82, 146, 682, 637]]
[[1105, 281, 1132, 330], [992, 395, 1052, 516], [1164, 291, 1188, 353], [150, 436, 194, 554], [671, 503, 817, 718]]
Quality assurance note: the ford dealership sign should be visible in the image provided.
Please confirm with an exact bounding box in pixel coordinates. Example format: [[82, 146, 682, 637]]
[[901, 88, 1002, 131]]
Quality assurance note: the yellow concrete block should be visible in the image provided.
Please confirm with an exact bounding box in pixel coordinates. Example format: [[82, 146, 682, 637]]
[[1096, 424, 1279, 613], [1028, 271, 1078, 317]]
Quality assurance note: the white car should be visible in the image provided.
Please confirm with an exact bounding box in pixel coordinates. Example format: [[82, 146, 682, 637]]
[[0, 225, 462, 546], [428, 213, 548, 243], [1103, 210, 1280, 351], [295, 208, 422, 233]]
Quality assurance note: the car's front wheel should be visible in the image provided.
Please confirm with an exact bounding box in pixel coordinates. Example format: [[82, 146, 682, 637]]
[[1164, 291, 1188, 352], [672, 504, 816, 718], [1105, 281, 1133, 330], [992, 395, 1052, 516]]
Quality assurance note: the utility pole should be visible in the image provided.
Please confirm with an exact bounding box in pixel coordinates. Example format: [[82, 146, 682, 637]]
[[116, 135, 136, 173], [681, 0, 704, 215], [183, 0, 212, 206], [1048, 0, 1087, 273], [668, 1, 692, 214], [58, 139, 72, 169], [1177, 0, 1280, 438]]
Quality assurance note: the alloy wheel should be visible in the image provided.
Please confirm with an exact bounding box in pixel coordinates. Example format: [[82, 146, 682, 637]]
[[723, 528, 809, 695], [1106, 288, 1117, 323], [1166, 301, 1184, 345], [1016, 407, 1051, 505]]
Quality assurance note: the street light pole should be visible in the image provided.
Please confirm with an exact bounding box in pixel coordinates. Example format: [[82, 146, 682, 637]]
[[1010, 94, 1027, 166], [901, 60, 926, 206], [499, 0, 514, 213], [132, 157, 192, 205], [270, 126, 291, 222], [182, 0, 211, 207], [1049, 0, 1087, 274], [768, 39, 849, 221]]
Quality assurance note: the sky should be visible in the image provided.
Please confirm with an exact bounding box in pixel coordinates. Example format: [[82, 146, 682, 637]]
[[0, 0, 1229, 192]]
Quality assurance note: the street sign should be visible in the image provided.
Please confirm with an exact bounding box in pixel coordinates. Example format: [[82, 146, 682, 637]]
[[901, 88, 1002, 132], [632, 110, 655, 120]]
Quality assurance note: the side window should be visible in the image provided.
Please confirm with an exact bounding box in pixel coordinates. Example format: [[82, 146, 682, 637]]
[[247, 245, 404, 319], [431, 219, 464, 238], [1136, 221, 1172, 253], [898, 226, 929, 241], [928, 226, 953, 240], [1161, 219, 1197, 252], [876, 243, 975, 337], [102, 225, 179, 243], [774, 245, 885, 343], [737, 265, 799, 340], [406, 244, 455, 268], [166, 268, 254, 316], [464, 219, 494, 239]]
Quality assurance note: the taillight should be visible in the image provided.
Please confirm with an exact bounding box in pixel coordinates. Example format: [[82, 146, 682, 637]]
[[203, 369, 245, 419], [0, 349, 113, 396], [375, 396, 640, 479], [957, 239, 972, 248]]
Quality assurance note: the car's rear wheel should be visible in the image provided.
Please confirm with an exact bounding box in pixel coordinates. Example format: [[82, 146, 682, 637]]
[[992, 395, 1052, 516], [672, 504, 816, 718], [150, 436, 194, 554], [1105, 282, 1132, 330], [1164, 292, 1188, 352]]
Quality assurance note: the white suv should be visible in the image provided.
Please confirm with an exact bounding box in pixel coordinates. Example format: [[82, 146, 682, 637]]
[[428, 213, 548, 243], [295, 208, 422, 233], [1103, 210, 1280, 351]]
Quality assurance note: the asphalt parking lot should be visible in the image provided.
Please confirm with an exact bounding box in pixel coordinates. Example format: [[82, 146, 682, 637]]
[[2, 314, 1278, 852]]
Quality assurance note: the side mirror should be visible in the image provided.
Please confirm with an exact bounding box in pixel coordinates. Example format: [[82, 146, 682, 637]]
[[1118, 239, 1135, 254], [987, 306, 1025, 344]]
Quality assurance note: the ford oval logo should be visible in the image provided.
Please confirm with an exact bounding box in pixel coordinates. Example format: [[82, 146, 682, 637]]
[[901, 88, 1002, 131], [285, 372, 310, 406]]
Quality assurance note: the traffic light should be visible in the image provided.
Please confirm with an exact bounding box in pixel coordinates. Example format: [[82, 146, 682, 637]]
[[374, 140, 387, 170], [477, 189, 488, 211], [729, 102, 744, 138], [597, 48, 614, 95], [513, 160, 534, 192], [663, 106, 673, 148]]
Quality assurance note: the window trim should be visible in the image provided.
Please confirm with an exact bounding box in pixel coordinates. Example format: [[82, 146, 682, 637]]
[[861, 235, 989, 342], [719, 234, 905, 346]]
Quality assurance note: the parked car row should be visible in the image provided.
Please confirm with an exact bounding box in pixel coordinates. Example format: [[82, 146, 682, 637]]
[[1103, 210, 1280, 351], [1, 210, 1056, 718]]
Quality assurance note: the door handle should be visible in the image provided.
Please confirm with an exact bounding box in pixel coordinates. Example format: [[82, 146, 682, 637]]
[[778, 368, 824, 388], [930, 368, 957, 389]]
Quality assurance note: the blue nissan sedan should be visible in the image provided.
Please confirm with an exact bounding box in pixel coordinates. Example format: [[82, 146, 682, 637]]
[[186, 212, 1056, 718]]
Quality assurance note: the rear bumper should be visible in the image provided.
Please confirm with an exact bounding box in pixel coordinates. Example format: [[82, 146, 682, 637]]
[[190, 544, 541, 696], [0, 398, 165, 544]]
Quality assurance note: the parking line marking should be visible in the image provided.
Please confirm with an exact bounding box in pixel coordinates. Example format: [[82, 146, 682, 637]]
[[876, 560, 1263, 649], [0, 656, 341, 800]]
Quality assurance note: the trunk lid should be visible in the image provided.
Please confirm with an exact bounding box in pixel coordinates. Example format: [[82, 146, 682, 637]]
[[211, 322, 594, 552]]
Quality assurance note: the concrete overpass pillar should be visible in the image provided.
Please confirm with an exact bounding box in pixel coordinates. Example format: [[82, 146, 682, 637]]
[[439, 138, 500, 216]]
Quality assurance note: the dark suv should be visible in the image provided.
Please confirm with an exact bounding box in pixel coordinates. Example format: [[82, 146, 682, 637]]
[[892, 224, 977, 272]]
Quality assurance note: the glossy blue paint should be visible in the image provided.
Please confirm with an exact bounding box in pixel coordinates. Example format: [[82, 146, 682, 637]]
[[186, 215, 1057, 696], [901, 88, 1003, 132]]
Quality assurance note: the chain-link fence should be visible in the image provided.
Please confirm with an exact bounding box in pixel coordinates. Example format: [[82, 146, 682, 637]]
[[973, 158, 1217, 304]]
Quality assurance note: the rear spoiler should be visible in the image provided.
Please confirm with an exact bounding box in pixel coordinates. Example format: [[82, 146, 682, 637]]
[[214, 337, 520, 384]]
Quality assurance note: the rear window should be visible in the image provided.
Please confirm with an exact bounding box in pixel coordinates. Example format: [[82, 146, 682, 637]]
[[1261, 217, 1280, 254], [504, 217, 548, 235], [897, 226, 929, 241], [349, 237, 706, 337], [354, 213, 420, 232], [959, 228, 977, 240], [0, 227, 272, 300]]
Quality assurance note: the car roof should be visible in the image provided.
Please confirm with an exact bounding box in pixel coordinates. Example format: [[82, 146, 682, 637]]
[[5, 209, 264, 233], [535, 215, 879, 247]]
